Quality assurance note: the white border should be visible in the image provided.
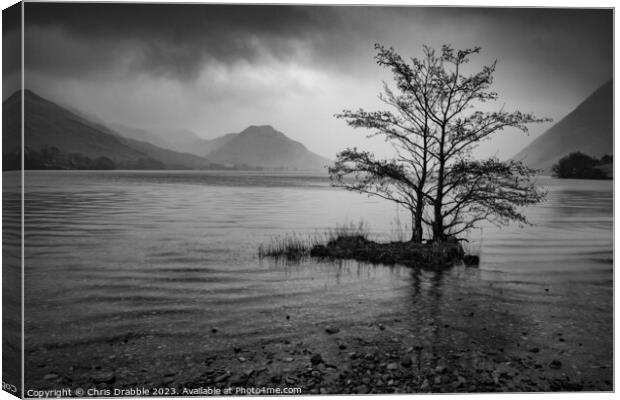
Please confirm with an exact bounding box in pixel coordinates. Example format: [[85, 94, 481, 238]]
[[0, 2, 616, 400]]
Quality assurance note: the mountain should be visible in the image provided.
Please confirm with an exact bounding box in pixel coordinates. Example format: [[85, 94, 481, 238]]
[[153, 129, 237, 157], [4, 90, 330, 171], [117, 137, 215, 170], [512, 80, 613, 172], [193, 133, 237, 156], [3, 90, 212, 169], [206, 125, 331, 170], [109, 123, 235, 158], [107, 122, 173, 149]]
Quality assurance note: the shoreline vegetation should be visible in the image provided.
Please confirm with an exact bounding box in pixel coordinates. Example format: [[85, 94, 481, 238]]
[[258, 222, 480, 268], [551, 152, 612, 180]]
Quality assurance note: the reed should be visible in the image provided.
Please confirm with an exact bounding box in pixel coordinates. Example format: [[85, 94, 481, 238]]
[[258, 220, 370, 259]]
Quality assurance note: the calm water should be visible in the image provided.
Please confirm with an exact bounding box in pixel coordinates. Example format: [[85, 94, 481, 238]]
[[17, 170, 613, 386]]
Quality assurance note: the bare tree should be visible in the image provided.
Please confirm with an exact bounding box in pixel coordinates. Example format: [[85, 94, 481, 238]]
[[332, 48, 439, 242], [332, 43, 549, 243]]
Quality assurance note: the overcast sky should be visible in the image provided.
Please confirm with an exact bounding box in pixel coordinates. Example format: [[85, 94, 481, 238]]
[[6, 4, 613, 159]]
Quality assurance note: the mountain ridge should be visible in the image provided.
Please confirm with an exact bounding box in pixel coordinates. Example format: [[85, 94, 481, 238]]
[[206, 125, 331, 170], [512, 80, 613, 171], [3, 90, 213, 170], [3, 90, 331, 171]]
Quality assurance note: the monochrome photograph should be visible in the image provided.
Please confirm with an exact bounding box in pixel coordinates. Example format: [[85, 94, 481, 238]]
[[2, 1, 613, 396]]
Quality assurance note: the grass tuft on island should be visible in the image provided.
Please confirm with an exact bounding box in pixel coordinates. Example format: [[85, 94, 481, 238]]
[[259, 222, 477, 269]]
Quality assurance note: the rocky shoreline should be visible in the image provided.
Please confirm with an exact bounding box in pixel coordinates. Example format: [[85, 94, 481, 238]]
[[182, 321, 606, 394], [26, 265, 612, 394]]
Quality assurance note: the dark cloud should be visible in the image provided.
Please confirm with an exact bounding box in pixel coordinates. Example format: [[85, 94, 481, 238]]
[[14, 3, 613, 159], [3, 2, 22, 98], [24, 4, 345, 79], [22, 4, 612, 87]]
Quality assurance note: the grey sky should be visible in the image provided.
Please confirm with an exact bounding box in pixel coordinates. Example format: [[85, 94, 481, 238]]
[[9, 3, 613, 159]]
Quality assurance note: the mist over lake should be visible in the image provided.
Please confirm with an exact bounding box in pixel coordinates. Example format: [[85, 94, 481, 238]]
[[19, 170, 612, 391]]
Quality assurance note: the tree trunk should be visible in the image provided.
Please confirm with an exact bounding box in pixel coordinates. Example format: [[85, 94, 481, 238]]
[[409, 207, 421, 243], [433, 127, 446, 242], [433, 197, 444, 242], [410, 190, 424, 243]]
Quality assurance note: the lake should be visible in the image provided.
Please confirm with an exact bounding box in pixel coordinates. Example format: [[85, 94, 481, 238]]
[[15, 170, 613, 392]]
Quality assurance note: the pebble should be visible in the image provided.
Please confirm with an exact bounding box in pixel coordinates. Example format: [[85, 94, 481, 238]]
[[420, 379, 430, 390], [386, 362, 398, 370], [43, 373, 58, 381], [550, 360, 562, 369], [311, 354, 323, 365], [213, 373, 229, 383], [230, 375, 246, 386], [284, 356, 294, 362], [401, 355, 412, 367], [92, 371, 115, 384], [355, 385, 370, 394]]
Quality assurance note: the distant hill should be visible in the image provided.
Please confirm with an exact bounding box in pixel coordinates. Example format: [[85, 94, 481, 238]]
[[3, 90, 331, 171], [109, 123, 236, 158], [153, 128, 237, 157], [3, 90, 213, 170], [512, 80, 613, 172], [111, 123, 331, 171], [206, 125, 331, 171], [107, 122, 173, 150]]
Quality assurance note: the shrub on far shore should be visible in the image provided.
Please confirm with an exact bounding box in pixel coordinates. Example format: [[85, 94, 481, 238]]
[[552, 152, 612, 179]]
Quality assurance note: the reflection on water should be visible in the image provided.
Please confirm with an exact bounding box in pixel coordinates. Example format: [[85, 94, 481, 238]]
[[21, 171, 612, 387]]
